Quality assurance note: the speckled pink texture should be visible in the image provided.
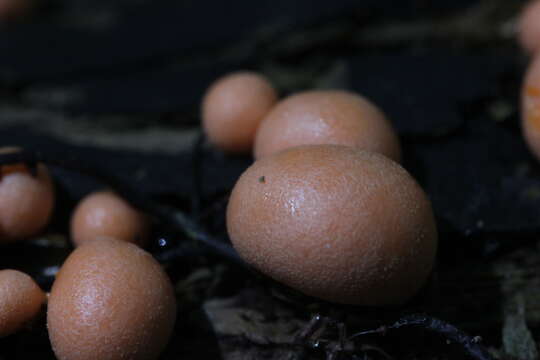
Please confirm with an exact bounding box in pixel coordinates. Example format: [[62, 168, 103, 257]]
[[0, 270, 45, 337], [47, 238, 177, 360], [227, 145, 436, 306]]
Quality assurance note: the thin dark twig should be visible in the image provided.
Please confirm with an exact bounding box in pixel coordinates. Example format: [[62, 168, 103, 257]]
[[325, 322, 347, 360], [349, 314, 495, 360], [0, 150, 246, 267], [156, 205, 245, 266], [296, 314, 324, 342], [154, 243, 208, 263]]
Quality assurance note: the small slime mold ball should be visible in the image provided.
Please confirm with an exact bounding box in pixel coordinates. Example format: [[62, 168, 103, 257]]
[[202, 71, 278, 153]]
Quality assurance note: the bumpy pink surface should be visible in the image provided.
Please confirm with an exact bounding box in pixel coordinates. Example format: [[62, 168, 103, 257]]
[[0, 270, 45, 337], [47, 238, 177, 360], [227, 145, 436, 306]]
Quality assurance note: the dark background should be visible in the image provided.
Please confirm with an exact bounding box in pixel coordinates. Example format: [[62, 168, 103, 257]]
[[1, 0, 539, 359]]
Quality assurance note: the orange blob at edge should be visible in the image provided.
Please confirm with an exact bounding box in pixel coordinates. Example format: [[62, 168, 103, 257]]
[[0, 163, 28, 177], [525, 86, 540, 132], [526, 85, 540, 97], [0, 147, 27, 175], [0, 270, 46, 337], [0, 147, 55, 242]]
